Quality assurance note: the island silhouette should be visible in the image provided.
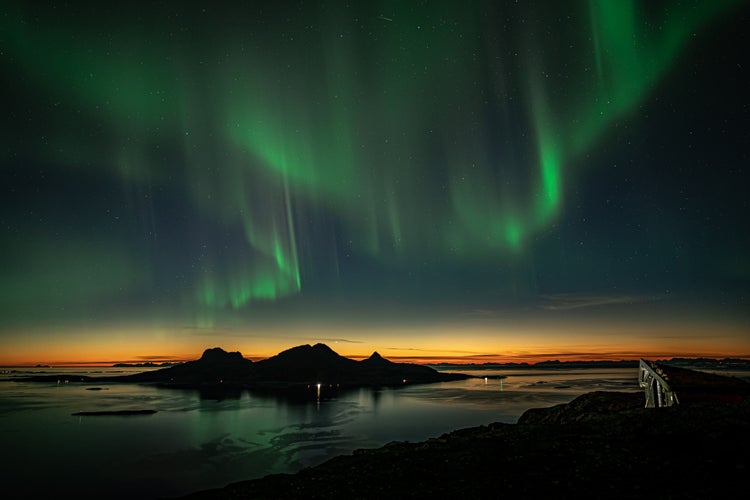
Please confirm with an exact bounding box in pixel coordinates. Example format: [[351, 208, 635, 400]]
[[120, 344, 471, 395], [16, 344, 471, 398]]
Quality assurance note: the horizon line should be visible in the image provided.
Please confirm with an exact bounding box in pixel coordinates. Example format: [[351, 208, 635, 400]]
[[4, 351, 750, 368]]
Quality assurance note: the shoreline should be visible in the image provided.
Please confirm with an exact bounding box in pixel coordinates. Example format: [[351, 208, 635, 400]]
[[179, 391, 750, 499]]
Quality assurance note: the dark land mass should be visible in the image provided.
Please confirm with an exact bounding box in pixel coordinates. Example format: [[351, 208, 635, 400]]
[[429, 360, 640, 369], [11, 349, 750, 401], [658, 357, 750, 370], [71, 409, 157, 416], [11, 345, 471, 398], [431, 357, 750, 370], [181, 391, 750, 499], [119, 344, 471, 394]]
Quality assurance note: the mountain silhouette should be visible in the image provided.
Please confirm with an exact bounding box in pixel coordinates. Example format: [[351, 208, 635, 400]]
[[253, 343, 360, 382], [118, 343, 468, 389], [361, 351, 389, 365], [123, 347, 254, 386]]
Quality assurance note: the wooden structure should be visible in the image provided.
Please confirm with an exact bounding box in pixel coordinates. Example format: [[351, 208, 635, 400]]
[[639, 359, 750, 408], [639, 359, 677, 407]]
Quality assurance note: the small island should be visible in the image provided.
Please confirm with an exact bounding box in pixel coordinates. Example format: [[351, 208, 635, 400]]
[[71, 409, 157, 416]]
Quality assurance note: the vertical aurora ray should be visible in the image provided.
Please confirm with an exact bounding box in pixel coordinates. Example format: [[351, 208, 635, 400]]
[[528, 70, 563, 229]]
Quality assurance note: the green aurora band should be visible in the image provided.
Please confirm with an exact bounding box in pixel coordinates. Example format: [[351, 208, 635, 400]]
[[0, 0, 743, 326]]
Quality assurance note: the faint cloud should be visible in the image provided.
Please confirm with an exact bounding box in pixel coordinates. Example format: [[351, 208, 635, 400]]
[[540, 293, 657, 311], [314, 337, 364, 344], [464, 353, 506, 358], [461, 305, 537, 317]]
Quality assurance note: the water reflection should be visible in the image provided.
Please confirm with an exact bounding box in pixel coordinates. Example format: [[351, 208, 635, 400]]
[[0, 366, 685, 499]]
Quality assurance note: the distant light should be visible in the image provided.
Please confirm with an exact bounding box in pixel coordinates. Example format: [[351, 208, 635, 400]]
[[402, 379, 407, 383], [316, 383, 321, 389]]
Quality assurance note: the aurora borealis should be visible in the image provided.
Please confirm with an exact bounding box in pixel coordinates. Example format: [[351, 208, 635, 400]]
[[1, 0, 748, 365]]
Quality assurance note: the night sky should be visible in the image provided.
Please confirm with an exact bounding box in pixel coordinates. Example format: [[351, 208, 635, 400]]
[[1, 0, 748, 365]]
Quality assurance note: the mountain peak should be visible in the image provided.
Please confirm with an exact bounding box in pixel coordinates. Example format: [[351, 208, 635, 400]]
[[118, 344, 468, 387], [200, 347, 247, 363], [363, 351, 391, 365]]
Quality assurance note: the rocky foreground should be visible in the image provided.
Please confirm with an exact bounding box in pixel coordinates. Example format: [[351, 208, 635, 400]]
[[181, 391, 750, 499]]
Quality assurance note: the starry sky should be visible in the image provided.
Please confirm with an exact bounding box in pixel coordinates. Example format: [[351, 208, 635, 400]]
[[1, 0, 748, 365]]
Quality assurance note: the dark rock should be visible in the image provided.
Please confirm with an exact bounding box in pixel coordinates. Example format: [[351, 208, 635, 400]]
[[72, 409, 156, 416], [518, 390, 644, 424]]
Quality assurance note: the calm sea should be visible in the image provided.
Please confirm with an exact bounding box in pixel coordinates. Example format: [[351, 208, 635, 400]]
[[1, 365, 742, 499]]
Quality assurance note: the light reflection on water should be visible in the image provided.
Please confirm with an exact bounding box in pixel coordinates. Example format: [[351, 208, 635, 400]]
[[0, 367, 643, 498]]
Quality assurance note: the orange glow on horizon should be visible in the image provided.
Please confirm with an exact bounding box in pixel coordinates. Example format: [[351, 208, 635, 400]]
[[2, 344, 749, 368], [1, 317, 749, 367]]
